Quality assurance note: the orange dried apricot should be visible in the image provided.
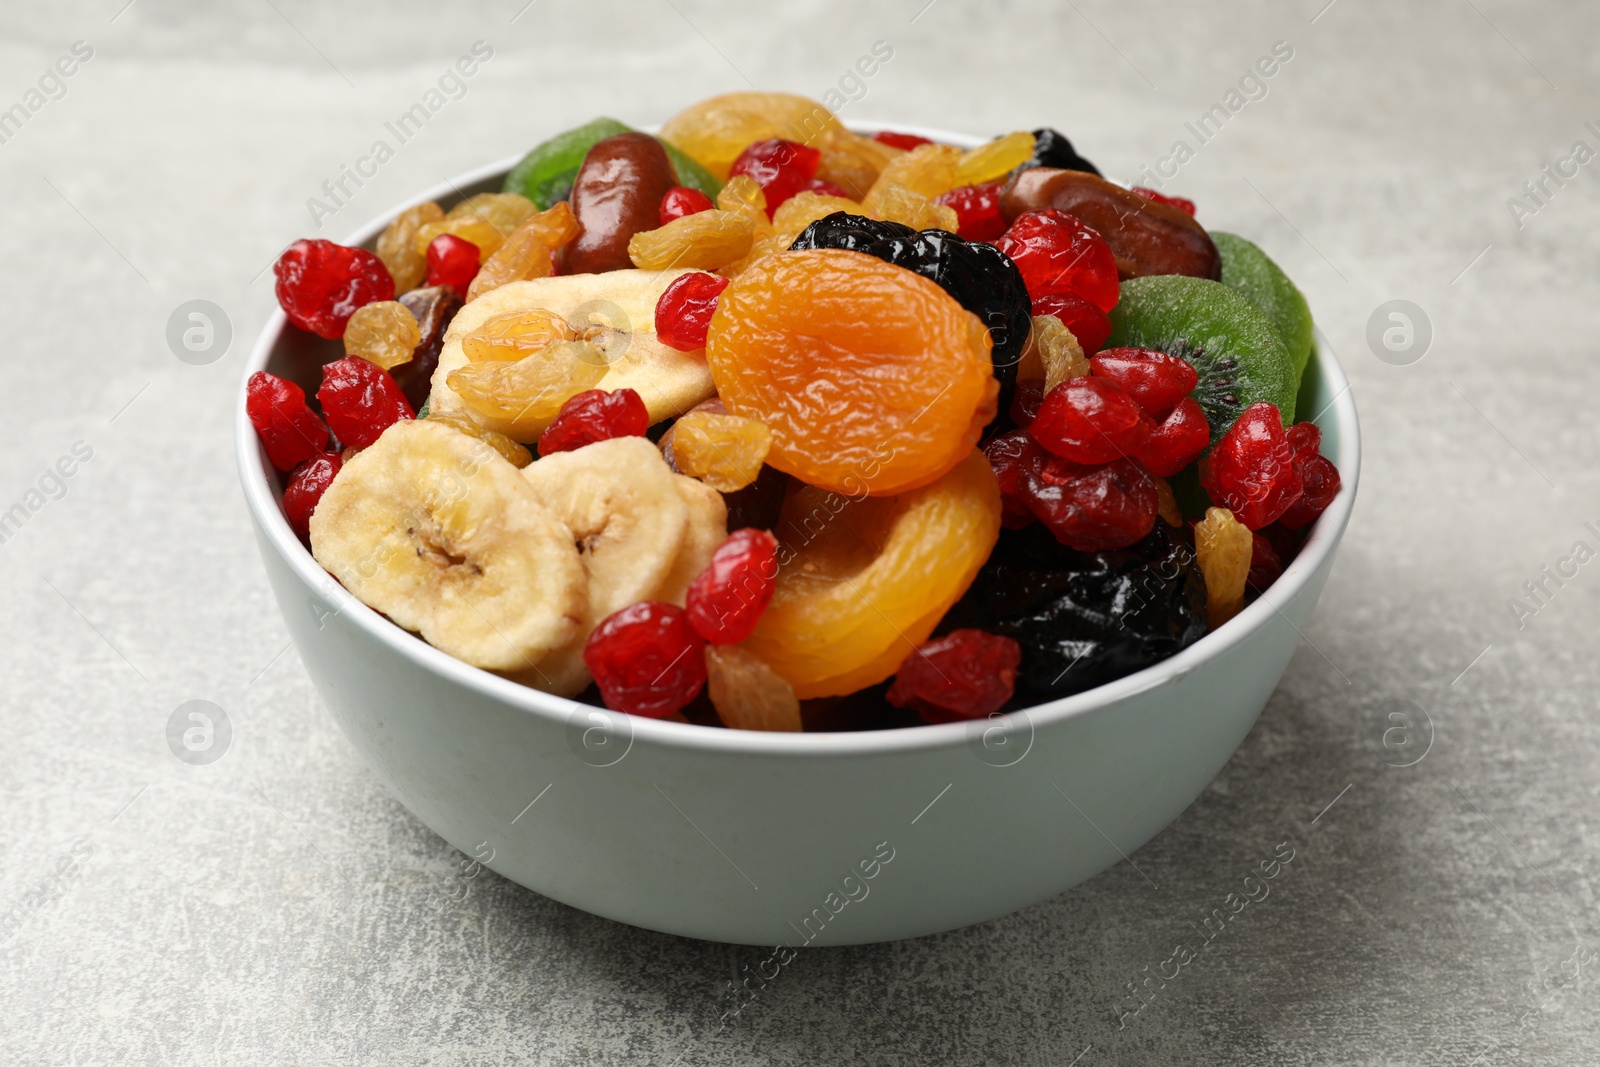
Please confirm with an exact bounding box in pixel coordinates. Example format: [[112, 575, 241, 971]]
[[706, 249, 997, 497], [743, 449, 1001, 699]]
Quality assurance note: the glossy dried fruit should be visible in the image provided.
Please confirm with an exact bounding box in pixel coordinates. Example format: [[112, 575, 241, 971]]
[[447, 192, 537, 236], [955, 131, 1035, 186], [1002, 167, 1221, 280], [1089, 347, 1199, 416], [1199, 402, 1303, 529], [1028, 314, 1090, 393], [1278, 447, 1341, 529], [465, 201, 580, 301], [392, 286, 462, 412], [246, 371, 330, 471], [744, 449, 1001, 698], [1132, 186, 1197, 216], [704, 644, 801, 732], [1030, 377, 1154, 464], [446, 340, 609, 432], [1154, 474, 1182, 526], [1247, 530, 1283, 592], [934, 182, 1006, 242], [537, 388, 650, 456], [316, 355, 415, 449], [1017, 127, 1101, 176], [995, 208, 1120, 313], [583, 601, 707, 718], [660, 185, 714, 225], [1031, 292, 1112, 354], [1024, 454, 1159, 551], [628, 209, 754, 271], [706, 249, 996, 496], [563, 133, 680, 275], [425, 234, 480, 291], [413, 215, 505, 259], [376, 201, 444, 293], [343, 300, 421, 371], [425, 411, 533, 468], [283, 451, 341, 537], [274, 239, 395, 339], [671, 411, 772, 492], [983, 428, 1041, 530], [1194, 506, 1252, 627], [1137, 396, 1211, 477], [655, 270, 730, 351], [886, 629, 1021, 723], [729, 138, 821, 217], [872, 130, 932, 151], [660, 92, 844, 180], [461, 308, 576, 362], [686, 527, 779, 644]]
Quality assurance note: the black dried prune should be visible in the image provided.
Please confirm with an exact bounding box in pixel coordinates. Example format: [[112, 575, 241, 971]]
[[788, 213, 1031, 392], [940, 520, 1207, 706], [1018, 127, 1101, 177]]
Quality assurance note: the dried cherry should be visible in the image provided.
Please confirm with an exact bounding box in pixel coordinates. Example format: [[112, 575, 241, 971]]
[[537, 388, 649, 456], [583, 601, 707, 718], [885, 629, 1022, 723], [273, 238, 395, 339]]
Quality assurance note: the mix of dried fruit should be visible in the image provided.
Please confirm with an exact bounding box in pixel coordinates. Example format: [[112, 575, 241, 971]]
[[249, 93, 1341, 732]]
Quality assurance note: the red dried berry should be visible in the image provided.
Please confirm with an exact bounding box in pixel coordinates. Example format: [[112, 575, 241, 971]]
[[729, 138, 822, 217], [983, 429, 1041, 530], [1025, 454, 1159, 552], [1278, 452, 1341, 530], [583, 601, 707, 718], [425, 234, 480, 291], [1136, 396, 1211, 477], [873, 131, 933, 151], [538, 388, 650, 456], [246, 371, 330, 471], [659, 185, 715, 226], [1286, 421, 1321, 459], [804, 177, 852, 198], [686, 528, 779, 644], [283, 451, 342, 538], [316, 355, 414, 449], [655, 270, 730, 351], [934, 182, 1007, 242], [1089, 347, 1200, 416], [1030, 292, 1112, 354], [1009, 379, 1045, 429], [994, 208, 1119, 313], [886, 629, 1022, 724], [1199, 402, 1304, 530], [1131, 186, 1197, 216], [1246, 530, 1283, 592], [1029, 376, 1155, 464], [273, 238, 395, 339]]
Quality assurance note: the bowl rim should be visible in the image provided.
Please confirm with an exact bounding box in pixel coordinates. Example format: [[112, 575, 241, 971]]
[[236, 121, 1361, 757]]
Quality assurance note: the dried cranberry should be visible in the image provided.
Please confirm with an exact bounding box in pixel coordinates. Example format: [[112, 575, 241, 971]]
[[1025, 454, 1159, 551], [1131, 186, 1197, 216], [583, 601, 707, 717], [729, 138, 821, 217], [1246, 531, 1282, 592], [1278, 452, 1341, 530], [538, 388, 649, 456], [1199, 403, 1304, 530], [1286, 421, 1322, 459], [655, 270, 730, 351], [873, 131, 932, 151], [886, 629, 1022, 723], [1136, 396, 1210, 477], [994, 208, 1119, 312], [273, 238, 394, 339], [1089, 347, 1199, 416], [1009, 379, 1045, 429], [686, 528, 779, 644], [246, 371, 329, 471], [1029, 376, 1154, 464], [425, 234, 479, 291], [283, 451, 341, 537], [982, 429, 1040, 529], [1030, 292, 1112, 354], [316, 355, 414, 449], [934, 182, 1007, 242], [659, 185, 715, 226]]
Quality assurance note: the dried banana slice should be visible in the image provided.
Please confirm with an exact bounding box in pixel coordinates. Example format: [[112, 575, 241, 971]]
[[653, 475, 729, 607], [309, 419, 585, 671]]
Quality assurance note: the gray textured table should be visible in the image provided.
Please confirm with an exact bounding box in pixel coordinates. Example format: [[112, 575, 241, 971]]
[[3, 2, 1597, 1063]]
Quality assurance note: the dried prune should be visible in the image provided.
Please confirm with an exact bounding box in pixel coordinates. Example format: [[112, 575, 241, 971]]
[[940, 520, 1207, 704], [1017, 127, 1101, 177]]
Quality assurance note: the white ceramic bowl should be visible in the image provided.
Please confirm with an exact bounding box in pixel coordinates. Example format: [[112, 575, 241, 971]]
[[237, 126, 1360, 946]]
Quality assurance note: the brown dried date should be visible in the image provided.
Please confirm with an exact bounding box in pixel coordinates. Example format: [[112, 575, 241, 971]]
[[1000, 167, 1221, 281], [392, 285, 462, 412], [562, 132, 678, 274]]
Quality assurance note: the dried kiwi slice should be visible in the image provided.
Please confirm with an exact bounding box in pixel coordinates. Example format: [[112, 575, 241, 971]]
[[1212, 232, 1314, 381], [1107, 275, 1297, 440]]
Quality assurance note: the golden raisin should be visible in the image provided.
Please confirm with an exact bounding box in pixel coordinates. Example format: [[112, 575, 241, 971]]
[[770, 191, 861, 248], [343, 300, 421, 371], [815, 129, 899, 199], [465, 202, 580, 302], [866, 142, 962, 202], [1195, 506, 1252, 628], [461, 308, 576, 362], [1034, 314, 1090, 393], [446, 340, 609, 435], [955, 131, 1036, 186], [376, 202, 444, 293], [660, 92, 843, 179], [413, 215, 505, 259], [706, 249, 997, 496], [865, 182, 959, 232], [446, 192, 537, 236], [628, 209, 755, 271], [704, 644, 802, 732], [1153, 475, 1182, 527], [671, 411, 771, 491], [425, 410, 534, 468]]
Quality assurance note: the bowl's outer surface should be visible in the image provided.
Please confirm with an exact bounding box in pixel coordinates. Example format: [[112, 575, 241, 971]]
[[238, 128, 1360, 946]]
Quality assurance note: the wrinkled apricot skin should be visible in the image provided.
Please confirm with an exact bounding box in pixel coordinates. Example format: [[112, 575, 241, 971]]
[[1001, 167, 1221, 280], [705, 249, 997, 497], [745, 449, 1002, 699]]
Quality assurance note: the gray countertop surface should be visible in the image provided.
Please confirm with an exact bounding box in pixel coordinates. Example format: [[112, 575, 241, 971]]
[[3, 1, 1598, 1064]]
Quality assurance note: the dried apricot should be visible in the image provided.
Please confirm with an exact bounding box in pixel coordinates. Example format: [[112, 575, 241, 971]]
[[465, 201, 579, 301], [343, 300, 421, 371], [446, 340, 608, 435], [670, 411, 771, 492], [704, 644, 801, 732], [627, 209, 755, 271], [461, 308, 576, 362], [1195, 506, 1251, 627], [376, 202, 443, 293], [660, 92, 843, 179], [706, 249, 998, 496], [743, 449, 1001, 699]]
